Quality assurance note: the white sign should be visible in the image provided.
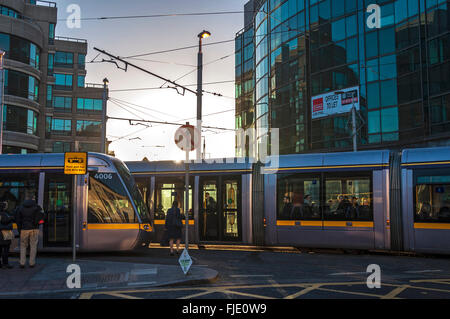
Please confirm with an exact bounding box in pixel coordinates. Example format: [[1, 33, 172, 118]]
[[311, 86, 360, 120], [178, 248, 192, 275]]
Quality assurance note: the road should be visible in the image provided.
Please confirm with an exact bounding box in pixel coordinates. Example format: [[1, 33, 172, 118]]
[[5, 246, 450, 299]]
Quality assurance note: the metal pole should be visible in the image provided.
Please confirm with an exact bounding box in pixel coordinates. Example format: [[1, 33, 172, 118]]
[[196, 39, 203, 161], [72, 175, 77, 262], [185, 123, 190, 251], [352, 92, 357, 152], [101, 78, 109, 154], [0, 51, 5, 155]]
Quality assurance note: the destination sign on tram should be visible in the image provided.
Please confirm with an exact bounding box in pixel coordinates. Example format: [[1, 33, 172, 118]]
[[64, 152, 87, 175]]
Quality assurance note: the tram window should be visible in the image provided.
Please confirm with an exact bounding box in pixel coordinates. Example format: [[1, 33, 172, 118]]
[[88, 173, 137, 223], [155, 179, 193, 220], [415, 176, 450, 223], [324, 176, 373, 221], [0, 174, 38, 214], [277, 175, 321, 220]]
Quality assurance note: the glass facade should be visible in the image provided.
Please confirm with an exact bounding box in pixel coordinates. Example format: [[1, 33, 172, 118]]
[[2, 105, 38, 136], [0, 33, 40, 69], [4, 69, 39, 101], [236, 0, 450, 156]]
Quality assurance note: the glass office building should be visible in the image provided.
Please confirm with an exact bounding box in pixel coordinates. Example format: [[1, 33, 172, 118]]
[[235, 0, 450, 157]]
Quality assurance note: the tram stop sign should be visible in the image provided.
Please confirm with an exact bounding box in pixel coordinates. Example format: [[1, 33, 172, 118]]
[[174, 124, 200, 152], [178, 248, 193, 275], [64, 152, 87, 175]]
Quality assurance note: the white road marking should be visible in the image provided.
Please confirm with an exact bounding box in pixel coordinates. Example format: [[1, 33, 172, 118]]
[[127, 281, 157, 286], [131, 269, 157, 275]]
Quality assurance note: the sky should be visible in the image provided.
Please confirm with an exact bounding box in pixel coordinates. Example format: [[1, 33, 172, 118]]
[[54, 0, 247, 161]]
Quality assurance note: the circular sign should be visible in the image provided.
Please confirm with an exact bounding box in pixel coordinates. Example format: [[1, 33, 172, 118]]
[[174, 124, 200, 152]]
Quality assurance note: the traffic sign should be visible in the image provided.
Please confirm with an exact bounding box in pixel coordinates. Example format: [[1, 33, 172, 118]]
[[64, 152, 87, 175], [174, 124, 200, 152], [178, 248, 193, 275]]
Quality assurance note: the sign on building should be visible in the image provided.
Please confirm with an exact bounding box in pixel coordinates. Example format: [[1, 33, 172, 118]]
[[64, 152, 87, 175], [311, 86, 360, 120]]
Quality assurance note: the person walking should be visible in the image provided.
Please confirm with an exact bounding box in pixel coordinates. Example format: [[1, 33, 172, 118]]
[[15, 197, 44, 268], [165, 200, 183, 256], [0, 202, 14, 269]]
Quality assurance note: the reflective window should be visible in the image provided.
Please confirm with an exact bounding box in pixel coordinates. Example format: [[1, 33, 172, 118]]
[[88, 173, 137, 223], [76, 120, 101, 137], [54, 73, 73, 90], [2, 105, 38, 136], [55, 51, 74, 68], [324, 176, 373, 221], [416, 175, 450, 223], [0, 33, 40, 69], [277, 175, 321, 220], [77, 98, 103, 112], [47, 118, 71, 136], [4, 69, 39, 101], [53, 96, 72, 112], [52, 141, 71, 152], [77, 75, 85, 88], [0, 174, 38, 215], [155, 178, 193, 220]]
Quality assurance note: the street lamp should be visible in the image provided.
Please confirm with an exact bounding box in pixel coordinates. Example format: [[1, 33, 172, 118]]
[[335, 90, 358, 152], [197, 30, 211, 160], [101, 78, 109, 154]]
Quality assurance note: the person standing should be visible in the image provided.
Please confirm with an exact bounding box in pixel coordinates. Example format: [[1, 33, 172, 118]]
[[165, 200, 183, 256], [15, 197, 44, 268], [0, 202, 14, 269]]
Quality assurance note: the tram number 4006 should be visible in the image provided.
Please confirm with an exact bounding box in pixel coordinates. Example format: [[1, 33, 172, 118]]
[[94, 173, 113, 180]]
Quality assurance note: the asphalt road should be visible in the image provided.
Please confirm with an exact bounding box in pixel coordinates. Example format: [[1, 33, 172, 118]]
[[10, 246, 450, 299]]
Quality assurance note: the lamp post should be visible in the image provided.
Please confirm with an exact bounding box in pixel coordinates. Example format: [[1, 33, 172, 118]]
[[0, 50, 5, 155], [196, 30, 211, 161], [335, 90, 358, 152], [101, 78, 109, 154]]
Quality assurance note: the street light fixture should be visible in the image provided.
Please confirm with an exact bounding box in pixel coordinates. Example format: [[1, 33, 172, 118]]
[[197, 30, 211, 160]]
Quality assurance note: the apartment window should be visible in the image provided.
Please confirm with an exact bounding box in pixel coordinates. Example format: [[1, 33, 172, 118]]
[[54, 73, 73, 90], [76, 120, 101, 137], [47, 118, 72, 136], [49, 24, 55, 44], [77, 98, 103, 112], [55, 52, 74, 68], [52, 142, 71, 153], [77, 75, 85, 88], [78, 54, 86, 68], [53, 96, 72, 112]]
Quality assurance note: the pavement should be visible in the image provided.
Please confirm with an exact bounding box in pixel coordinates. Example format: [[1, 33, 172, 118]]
[[0, 254, 218, 297]]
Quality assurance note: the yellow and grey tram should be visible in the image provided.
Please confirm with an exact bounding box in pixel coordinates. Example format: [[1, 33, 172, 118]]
[[0, 153, 153, 252]]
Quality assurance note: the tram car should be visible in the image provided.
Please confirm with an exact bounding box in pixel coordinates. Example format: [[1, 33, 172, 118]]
[[0, 153, 153, 252], [128, 146, 450, 255]]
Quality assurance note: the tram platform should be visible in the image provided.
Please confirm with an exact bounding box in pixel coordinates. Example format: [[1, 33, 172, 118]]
[[0, 256, 218, 297]]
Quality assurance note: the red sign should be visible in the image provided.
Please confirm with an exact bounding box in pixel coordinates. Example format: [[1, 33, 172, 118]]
[[313, 98, 324, 112]]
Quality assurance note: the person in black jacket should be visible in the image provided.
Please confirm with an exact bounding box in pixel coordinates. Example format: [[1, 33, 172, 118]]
[[165, 200, 183, 256], [15, 198, 44, 268], [0, 202, 14, 269]]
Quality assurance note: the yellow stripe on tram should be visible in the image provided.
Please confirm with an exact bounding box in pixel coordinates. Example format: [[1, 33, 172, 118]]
[[153, 220, 195, 225], [87, 224, 141, 230], [414, 223, 450, 230], [277, 221, 374, 228]]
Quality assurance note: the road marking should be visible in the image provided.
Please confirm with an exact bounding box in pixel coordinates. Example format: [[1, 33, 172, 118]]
[[318, 287, 389, 299], [285, 284, 322, 299], [268, 278, 290, 298], [219, 289, 276, 299], [382, 285, 409, 299], [179, 289, 218, 299], [405, 270, 442, 274], [329, 272, 367, 276], [230, 275, 273, 278], [127, 281, 157, 286], [131, 269, 157, 275], [106, 292, 144, 299]]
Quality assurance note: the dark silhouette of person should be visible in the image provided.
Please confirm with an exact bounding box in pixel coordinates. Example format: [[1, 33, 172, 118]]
[[281, 195, 293, 220]]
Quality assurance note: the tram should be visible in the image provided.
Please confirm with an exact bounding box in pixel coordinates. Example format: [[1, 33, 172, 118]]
[[0, 153, 153, 252], [127, 146, 450, 255]]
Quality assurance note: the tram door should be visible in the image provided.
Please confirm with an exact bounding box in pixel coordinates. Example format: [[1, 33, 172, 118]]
[[43, 173, 72, 247], [199, 176, 241, 242]]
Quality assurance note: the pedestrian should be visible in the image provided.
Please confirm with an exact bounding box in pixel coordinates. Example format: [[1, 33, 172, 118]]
[[15, 196, 44, 268], [0, 202, 14, 269], [165, 200, 183, 256]]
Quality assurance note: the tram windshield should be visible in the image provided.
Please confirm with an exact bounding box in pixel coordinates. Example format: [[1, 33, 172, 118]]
[[113, 159, 151, 223]]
